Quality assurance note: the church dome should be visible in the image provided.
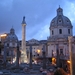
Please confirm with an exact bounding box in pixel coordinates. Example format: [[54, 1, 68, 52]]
[[6, 34, 18, 41], [49, 6, 73, 39], [5, 28, 18, 42], [50, 7, 72, 29]]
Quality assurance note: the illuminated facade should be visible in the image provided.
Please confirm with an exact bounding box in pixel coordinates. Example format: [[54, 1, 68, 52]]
[[0, 33, 7, 62], [5, 28, 18, 63], [0, 28, 18, 63], [19, 39, 47, 62]]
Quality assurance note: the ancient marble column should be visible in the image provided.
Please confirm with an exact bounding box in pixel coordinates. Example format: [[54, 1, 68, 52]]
[[42, 44, 46, 69], [56, 44, 60, 68], [68, 36, 75, 75]]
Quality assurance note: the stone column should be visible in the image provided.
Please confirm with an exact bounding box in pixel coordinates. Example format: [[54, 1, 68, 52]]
[[3, 43, 7, 68], [21, 16, 28, 63], [42, 44, 46, 69], [68, 36, 75, 75], [29, 45, 32, 69], [56, 44, 60, 68], [16, 44, 19, 68]]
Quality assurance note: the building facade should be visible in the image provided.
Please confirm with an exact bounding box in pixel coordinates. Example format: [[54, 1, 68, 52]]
[[19, 39, 47, 63], [0, 28, 18, 64], [46, 7, 75, 70], [47, 6, 73, 59]]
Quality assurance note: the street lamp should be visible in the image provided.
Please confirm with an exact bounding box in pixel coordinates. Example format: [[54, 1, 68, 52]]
[[37, 49, 41, 54], [36, 49, 41, 58]]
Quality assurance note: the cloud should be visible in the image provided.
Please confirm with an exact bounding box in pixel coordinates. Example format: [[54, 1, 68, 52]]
[[0, 0, 75, 40], [63, 1, 75, 35]]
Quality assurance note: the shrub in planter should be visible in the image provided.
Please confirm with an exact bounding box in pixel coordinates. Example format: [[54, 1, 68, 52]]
[[54, 68, 67, 75]]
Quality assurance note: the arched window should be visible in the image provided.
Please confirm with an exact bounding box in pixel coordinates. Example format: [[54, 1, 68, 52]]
[[59, 29, 62, 34], [59, 19, 62, 22]]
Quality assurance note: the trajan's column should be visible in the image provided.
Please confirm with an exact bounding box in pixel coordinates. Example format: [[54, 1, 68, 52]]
[[21, 16, 28, 63]]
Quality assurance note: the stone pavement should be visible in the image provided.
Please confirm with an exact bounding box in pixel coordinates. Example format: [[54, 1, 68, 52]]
[[47, 72, 54, 75], [9, 69, 42, 75], [11, 72, 53, 75], [11, 72, 42, 75]]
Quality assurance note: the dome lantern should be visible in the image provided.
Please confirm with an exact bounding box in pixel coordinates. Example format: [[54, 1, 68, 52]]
[[10, 27, 15, 34], [57, 6, 63, 16]]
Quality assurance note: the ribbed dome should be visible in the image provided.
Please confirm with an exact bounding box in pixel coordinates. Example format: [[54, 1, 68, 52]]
[[6, 34, 18, 41], [50, 7, 72, 29], [49, 7, 73, 39], [5, 28, 18, 42]]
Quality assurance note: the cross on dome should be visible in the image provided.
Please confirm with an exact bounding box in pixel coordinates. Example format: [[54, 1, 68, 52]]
[[57, 5, 63, 16]]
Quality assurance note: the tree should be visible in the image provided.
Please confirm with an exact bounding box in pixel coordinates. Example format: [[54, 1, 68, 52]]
[[54, 68, 67, 75]]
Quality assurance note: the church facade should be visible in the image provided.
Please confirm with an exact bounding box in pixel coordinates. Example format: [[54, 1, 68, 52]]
[[0, 28, 18, 63], [47, 6, 73, 59], [46, 7, 75, 69]]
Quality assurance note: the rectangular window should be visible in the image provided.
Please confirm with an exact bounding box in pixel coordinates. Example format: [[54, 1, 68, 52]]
[[7, 43, 9, 47], [59, 29, 62, 34], [60, 49, 63, 54], [68, 29, 70, 34], [7, 52, 9, 56]]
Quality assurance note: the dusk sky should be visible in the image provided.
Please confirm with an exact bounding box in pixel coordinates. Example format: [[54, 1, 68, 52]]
[[0, 0, 75, 41]]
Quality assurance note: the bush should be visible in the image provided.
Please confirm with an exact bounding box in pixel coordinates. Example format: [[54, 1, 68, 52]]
[[54, 68, 67, 75]]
